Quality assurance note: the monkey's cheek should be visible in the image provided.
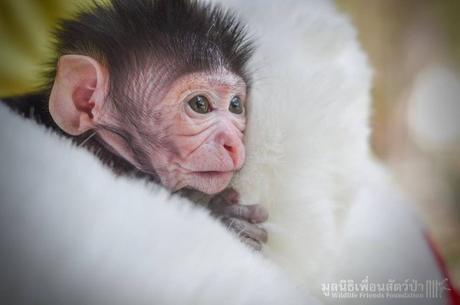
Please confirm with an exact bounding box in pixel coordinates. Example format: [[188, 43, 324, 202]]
[[188, 171, 234, 195]]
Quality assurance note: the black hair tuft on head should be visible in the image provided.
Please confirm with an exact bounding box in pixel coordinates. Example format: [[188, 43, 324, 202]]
[[48, 0, 254, 100]]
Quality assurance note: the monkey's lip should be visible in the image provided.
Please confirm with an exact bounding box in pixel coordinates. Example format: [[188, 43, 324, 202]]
[[191, 170, 235, 181], [188, 171, 234, 194], [194, 170, 234, 176], [179, 163, 235, 173]]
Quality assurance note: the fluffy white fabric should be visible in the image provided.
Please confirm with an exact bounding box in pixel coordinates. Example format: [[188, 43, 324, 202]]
[[0, 105, 317, 304], [0, 0, 449, 304], [219, 0, 447, 304], [224, 0, 373, 286]]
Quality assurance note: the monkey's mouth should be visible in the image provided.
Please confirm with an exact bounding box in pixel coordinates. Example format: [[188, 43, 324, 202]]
[[194, 171, 233, 177], [189, 171, 235, 194]]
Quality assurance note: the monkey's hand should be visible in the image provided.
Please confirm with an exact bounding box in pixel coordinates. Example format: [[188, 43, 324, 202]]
[[209, 188, 268, 251]]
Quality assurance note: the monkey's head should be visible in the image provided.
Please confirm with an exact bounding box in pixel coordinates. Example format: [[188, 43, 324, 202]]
[[47, 0, 253, 194]]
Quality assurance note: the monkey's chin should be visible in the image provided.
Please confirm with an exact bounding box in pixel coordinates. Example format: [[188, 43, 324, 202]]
[[188, 171, 234, 195]]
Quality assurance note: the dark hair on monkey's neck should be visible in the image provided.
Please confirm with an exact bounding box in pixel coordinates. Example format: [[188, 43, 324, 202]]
[[2, 0, 254, 179]]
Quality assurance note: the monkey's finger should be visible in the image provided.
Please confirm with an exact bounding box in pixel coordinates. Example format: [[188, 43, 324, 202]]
[[222, 188, 240, 204], [208, 190, 240, 212], [208, 200, 228, 214], [221, 204, 269, 224], [241, 237, 262, 252], [221, 217, 268, 243]]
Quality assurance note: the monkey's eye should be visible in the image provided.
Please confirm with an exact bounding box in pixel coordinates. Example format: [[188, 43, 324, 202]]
[[188, 95, 210, 114], [229, 96, 243, 114]]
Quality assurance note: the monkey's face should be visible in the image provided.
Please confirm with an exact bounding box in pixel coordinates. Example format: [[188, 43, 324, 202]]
[[49, 55, 247, 195], [147, 70, 247, 194], [48, 0, 254, 195], [94, 70, 247, 195]]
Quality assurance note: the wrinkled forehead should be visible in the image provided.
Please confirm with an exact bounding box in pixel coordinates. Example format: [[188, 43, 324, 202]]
[[171, 69, 247, 94], [112, 57, 247, 98], [105, 65, 248, 125]]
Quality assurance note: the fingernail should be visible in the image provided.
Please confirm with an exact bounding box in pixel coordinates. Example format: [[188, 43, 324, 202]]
[[253, 208, 269, 223]]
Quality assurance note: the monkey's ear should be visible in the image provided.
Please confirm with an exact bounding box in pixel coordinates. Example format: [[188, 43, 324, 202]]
[[49, 55, 108, 136]]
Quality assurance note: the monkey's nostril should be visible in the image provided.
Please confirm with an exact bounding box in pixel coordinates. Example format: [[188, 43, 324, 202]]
[[224, 144, 234, 153]]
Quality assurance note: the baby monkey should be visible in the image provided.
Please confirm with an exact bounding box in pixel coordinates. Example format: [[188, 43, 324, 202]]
[[3, 0, 268, 249]]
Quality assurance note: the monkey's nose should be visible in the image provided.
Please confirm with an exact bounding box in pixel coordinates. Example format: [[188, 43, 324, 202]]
[[220, 140, 245, 169], [223, 144, 234, 153], [215, 128, 245, 168]]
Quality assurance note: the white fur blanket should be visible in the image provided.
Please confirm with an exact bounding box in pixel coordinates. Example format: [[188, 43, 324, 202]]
[[0, 105, 315, 304]]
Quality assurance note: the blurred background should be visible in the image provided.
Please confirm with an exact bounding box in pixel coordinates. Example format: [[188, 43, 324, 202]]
[[1, 0, 459, 286], [336, 0, 460, 287]]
